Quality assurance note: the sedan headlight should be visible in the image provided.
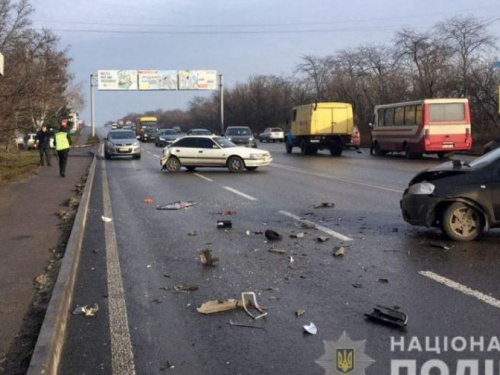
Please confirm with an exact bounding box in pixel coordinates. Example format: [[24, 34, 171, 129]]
[[133, 141, 139, 146], [408, 182, 435, 195], [249, 137, 254, 141], [248, 153, 267, 160]]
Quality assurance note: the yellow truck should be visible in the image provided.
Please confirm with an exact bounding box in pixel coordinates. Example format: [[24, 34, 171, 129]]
[[285, 102, 354, 156], [135, 116, 158, 139]]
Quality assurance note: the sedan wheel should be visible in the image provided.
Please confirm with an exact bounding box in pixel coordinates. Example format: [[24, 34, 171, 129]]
[[441, 202, 483, 241], [166, 156, 181, 172], [227, 156, 244, 173]]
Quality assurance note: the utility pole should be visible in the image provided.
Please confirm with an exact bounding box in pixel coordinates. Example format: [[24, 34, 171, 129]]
[[219, 74, 224, 135], [90, 74, 96, 137]]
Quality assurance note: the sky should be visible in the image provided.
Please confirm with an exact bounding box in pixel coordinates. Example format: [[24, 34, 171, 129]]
[[31, 0, 500, 127]]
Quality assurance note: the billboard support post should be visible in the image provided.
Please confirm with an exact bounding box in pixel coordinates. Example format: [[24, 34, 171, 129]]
[[90, 74, 95, 137], [219, 74, 224, 135]]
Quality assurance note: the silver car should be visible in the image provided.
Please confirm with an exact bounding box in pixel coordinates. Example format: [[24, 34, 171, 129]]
[[104, 130, 141, 159]]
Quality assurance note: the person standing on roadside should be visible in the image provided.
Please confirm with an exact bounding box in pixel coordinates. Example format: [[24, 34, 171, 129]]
[[36, 125, 51, 166], [54, 122, 72, 177]]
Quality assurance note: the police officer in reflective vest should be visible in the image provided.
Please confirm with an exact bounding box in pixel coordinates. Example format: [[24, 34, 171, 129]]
[[54, 122, 72, 177]]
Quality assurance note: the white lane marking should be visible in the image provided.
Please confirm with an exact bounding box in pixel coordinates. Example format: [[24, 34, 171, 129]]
[[102, 160, 137, 375], [151, 154, 160, 159], [279, 210, 353, 241], [271, 163, 404, 193], [223, 186, 257, 201], [419, 271, 500, 310], [194, 173, 213, 182]]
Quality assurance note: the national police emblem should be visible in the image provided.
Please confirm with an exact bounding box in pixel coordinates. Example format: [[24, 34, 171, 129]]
[[316, 331, 375, 375]]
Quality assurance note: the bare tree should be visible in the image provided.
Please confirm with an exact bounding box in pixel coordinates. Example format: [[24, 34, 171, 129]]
[[437, 15, 497, 96]]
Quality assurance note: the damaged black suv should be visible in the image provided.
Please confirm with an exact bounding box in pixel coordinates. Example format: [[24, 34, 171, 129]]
[[401, 148, 500, 241]]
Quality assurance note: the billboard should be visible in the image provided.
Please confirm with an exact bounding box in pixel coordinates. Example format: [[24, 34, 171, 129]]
[[138, 70, 178, 90], [178, 70, 218, 90], [98, 70, 138, 90]]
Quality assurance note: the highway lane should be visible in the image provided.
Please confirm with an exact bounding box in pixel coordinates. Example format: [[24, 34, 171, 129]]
[[60, 138, 500, 375]]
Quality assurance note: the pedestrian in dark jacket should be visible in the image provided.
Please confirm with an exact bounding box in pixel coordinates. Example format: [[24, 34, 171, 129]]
[[36, 125, 51, 166], [54, 123, 72, 177]]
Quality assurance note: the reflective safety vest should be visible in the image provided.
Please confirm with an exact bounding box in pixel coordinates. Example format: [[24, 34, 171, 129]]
[[55, 132, 70, 151]]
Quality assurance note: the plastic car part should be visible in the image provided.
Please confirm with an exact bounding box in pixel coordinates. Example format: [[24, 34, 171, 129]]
[[217, 220, 232, 229], [156, 201, 198, 210], [241, 292, 267, 320], [364, 305, 408, 328]]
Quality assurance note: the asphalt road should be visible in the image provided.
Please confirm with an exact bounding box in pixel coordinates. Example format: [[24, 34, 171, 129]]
[[59, 134, 500, 375]]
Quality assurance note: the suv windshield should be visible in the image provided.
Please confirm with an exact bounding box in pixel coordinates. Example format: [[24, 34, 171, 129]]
[[109, 131, 135, 140], [226, 127, 251, 136]]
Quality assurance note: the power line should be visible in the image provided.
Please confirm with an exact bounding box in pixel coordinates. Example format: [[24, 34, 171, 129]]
[[34, 6, 498, 29]]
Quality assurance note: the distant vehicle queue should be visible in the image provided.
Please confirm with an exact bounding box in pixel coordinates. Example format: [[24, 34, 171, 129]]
[[106, 97, 473, 159]]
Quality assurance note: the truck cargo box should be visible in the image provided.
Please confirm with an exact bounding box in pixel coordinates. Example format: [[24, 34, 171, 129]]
[[291, 102, 353, 136]]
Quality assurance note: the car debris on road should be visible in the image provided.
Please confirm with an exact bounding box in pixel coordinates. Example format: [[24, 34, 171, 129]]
[[217, 220, 232, 229], [333, 246, 345, 257], [314, 202, 335, 209], [200, 249, 219, 266], [364, 305, 408, 328], [265, 229, 282, 241], [156, 200, 198, 210], [197, 292, 267, 320], [303, 322, 317, 335], [72, 303, 99, 317]]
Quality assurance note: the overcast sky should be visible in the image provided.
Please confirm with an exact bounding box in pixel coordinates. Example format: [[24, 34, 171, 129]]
[[32, 0, 500, 127]]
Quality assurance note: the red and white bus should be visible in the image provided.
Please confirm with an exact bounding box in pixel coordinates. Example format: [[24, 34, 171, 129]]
[[370, 98, 472, 159]]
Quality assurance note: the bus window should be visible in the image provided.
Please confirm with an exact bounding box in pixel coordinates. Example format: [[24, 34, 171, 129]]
[[416, 105, 422, 125], [405, 105, 416, 125], [384, 108, 394, 126], [394, 107, 405, 125], [377, 109, 384, 126], [429, 103, 465, 122]]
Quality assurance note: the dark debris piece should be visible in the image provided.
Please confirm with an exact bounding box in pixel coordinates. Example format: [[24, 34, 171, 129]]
[[364, 305, 408, 328]]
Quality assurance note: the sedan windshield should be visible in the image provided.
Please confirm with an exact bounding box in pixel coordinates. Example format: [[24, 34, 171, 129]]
[[213, 137, 236, 148], [226, 128, 251, 136], [109, 131, 135, 140]]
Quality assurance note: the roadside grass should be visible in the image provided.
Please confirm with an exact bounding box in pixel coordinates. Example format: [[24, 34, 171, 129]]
[[0, 151, 40, 185]]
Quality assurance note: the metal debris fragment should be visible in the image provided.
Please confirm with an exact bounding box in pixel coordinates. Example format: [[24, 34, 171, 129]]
[[101, 216, 112, 222], [316, 236, 330, 243], [229, 320, 265, 329], [296, 309, 306, 317], [290, 232, 305, 239], [156, 201, 198, 210]]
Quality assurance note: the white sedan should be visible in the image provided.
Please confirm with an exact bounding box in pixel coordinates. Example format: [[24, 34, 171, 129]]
[[160, 135, 272, 173]]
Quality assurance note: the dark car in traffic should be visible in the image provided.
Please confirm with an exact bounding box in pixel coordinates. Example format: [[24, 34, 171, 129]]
[[155, 129, 180, 147], [140, 128, 158, 142], [401, 148, 500, 241], [224, 126, 256, 148]]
